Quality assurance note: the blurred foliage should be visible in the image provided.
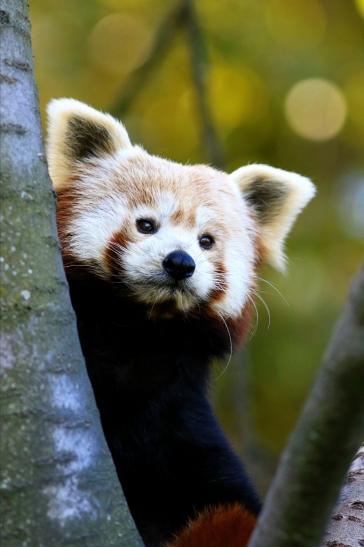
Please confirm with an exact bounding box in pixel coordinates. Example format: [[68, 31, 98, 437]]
[[30, 0, 364, 479]]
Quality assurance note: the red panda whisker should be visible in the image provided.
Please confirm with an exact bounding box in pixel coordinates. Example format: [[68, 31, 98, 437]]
[[251, 289, 271, 329], [256, 275, 288, 305], [214, 311, 233, 380], [247, 293, 259, 341], [148, 294, 160, 320]]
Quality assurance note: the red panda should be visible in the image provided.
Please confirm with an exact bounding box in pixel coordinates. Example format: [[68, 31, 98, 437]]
[[46, 99, 315, 547]]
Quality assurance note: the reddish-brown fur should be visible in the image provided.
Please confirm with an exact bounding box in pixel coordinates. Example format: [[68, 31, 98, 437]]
[[227, 301, 253, 347], [104, 229, 130, 276], [209, 262, 228, 303], [56, 182, 79, 269], [165, 504, 256, 547]]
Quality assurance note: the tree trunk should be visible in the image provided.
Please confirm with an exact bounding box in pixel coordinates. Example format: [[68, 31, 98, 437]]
[[0, 1, 143, 545], [321, 443, 364, 547], [248, 265, 364, 547]]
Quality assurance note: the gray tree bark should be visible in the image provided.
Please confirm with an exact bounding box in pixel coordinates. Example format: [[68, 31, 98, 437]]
[[0, 1, 143, 545], [248, 265, 364, 547], [321, 443, 364, 547]]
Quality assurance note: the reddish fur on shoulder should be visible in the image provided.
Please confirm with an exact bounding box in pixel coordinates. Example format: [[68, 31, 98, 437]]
[[227, 301, 253, 348], [165, 504, 256, 547], [223, 228, 263, 348]]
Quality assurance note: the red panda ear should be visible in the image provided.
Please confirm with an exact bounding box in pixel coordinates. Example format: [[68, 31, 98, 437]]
[[46, 98, 132, 191], [230, 164, 315, 270]]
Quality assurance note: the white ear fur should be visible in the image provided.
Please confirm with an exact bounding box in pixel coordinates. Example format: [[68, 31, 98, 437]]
[[230, 164, 315, 270], [47, 98, 132, 191]]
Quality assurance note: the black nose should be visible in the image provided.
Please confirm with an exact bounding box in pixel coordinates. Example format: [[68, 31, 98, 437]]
[[163, 251, 195, 281]]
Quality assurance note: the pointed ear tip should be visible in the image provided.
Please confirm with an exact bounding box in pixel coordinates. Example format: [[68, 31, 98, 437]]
[[300, 175, 316, 197], [46, 98, 61, 121], [46, 98, 90, 121], [47, 97, 74, 114], [283, 172, 316, 209], [295, 176, 316, 210], [46, 98, 130, 138]]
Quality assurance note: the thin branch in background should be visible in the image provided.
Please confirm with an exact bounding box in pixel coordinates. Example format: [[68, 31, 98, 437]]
[[248, 264, 364, 547], [111, 2, 185, 117], [181, 0, 225, 169], [111, 0, 225, 170]]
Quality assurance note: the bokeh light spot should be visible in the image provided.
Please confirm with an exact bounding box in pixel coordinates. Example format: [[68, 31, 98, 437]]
[[285, 79, 347, 141], [88, 13, 152, 75], [355, 0, 364, 18]]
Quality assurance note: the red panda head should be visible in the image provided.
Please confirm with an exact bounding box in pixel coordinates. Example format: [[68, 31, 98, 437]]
[[47, 99, 315, 323]]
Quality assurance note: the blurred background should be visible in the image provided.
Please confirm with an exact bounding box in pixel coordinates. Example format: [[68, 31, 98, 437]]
[[30, 0, 364, 494]]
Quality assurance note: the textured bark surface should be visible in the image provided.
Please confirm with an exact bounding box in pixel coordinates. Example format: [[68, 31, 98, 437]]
[[248, 265, 364, 547], [322, 444, 364, 547], [0, 1, 143, 545]]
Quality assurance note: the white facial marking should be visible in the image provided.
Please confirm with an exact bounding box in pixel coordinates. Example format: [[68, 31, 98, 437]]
[[213, 232, 255, 318], [212, 200, 256, 318], [69, 197, 127, 264], [196, 206, 216, 228], [157, 191, 178, 219]]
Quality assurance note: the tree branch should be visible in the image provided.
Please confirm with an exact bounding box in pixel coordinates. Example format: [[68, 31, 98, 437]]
[[248, 264, 364, 547], [0, 1, 143, 545], [111, 0, 225, 170], [111, 2, 185, 117], [182, 0, 225, 168]]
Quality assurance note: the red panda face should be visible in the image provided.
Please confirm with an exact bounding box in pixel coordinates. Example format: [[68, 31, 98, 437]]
[[57, 149, 257, 318], [48, 99, 315, 322]]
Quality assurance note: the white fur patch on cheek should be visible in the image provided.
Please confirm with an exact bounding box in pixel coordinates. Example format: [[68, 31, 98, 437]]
[[212, 228, 256, 318], [121, 238, 161, 283], [191, 249, 215, 299], [68, 197, 127, 264]]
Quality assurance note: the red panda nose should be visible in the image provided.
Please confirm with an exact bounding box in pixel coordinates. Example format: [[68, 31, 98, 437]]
[[163, 251, 196, 281]]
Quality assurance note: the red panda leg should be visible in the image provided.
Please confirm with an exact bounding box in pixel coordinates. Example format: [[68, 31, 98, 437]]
[[165, 504, 256, 547]]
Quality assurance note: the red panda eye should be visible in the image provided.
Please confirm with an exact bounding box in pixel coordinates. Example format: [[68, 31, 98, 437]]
[[136, 218, 158, 235], [199, 234, 215, 250]]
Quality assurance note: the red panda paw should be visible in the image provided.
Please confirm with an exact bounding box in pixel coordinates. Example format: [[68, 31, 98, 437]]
[[165, 504, 256, 547]]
